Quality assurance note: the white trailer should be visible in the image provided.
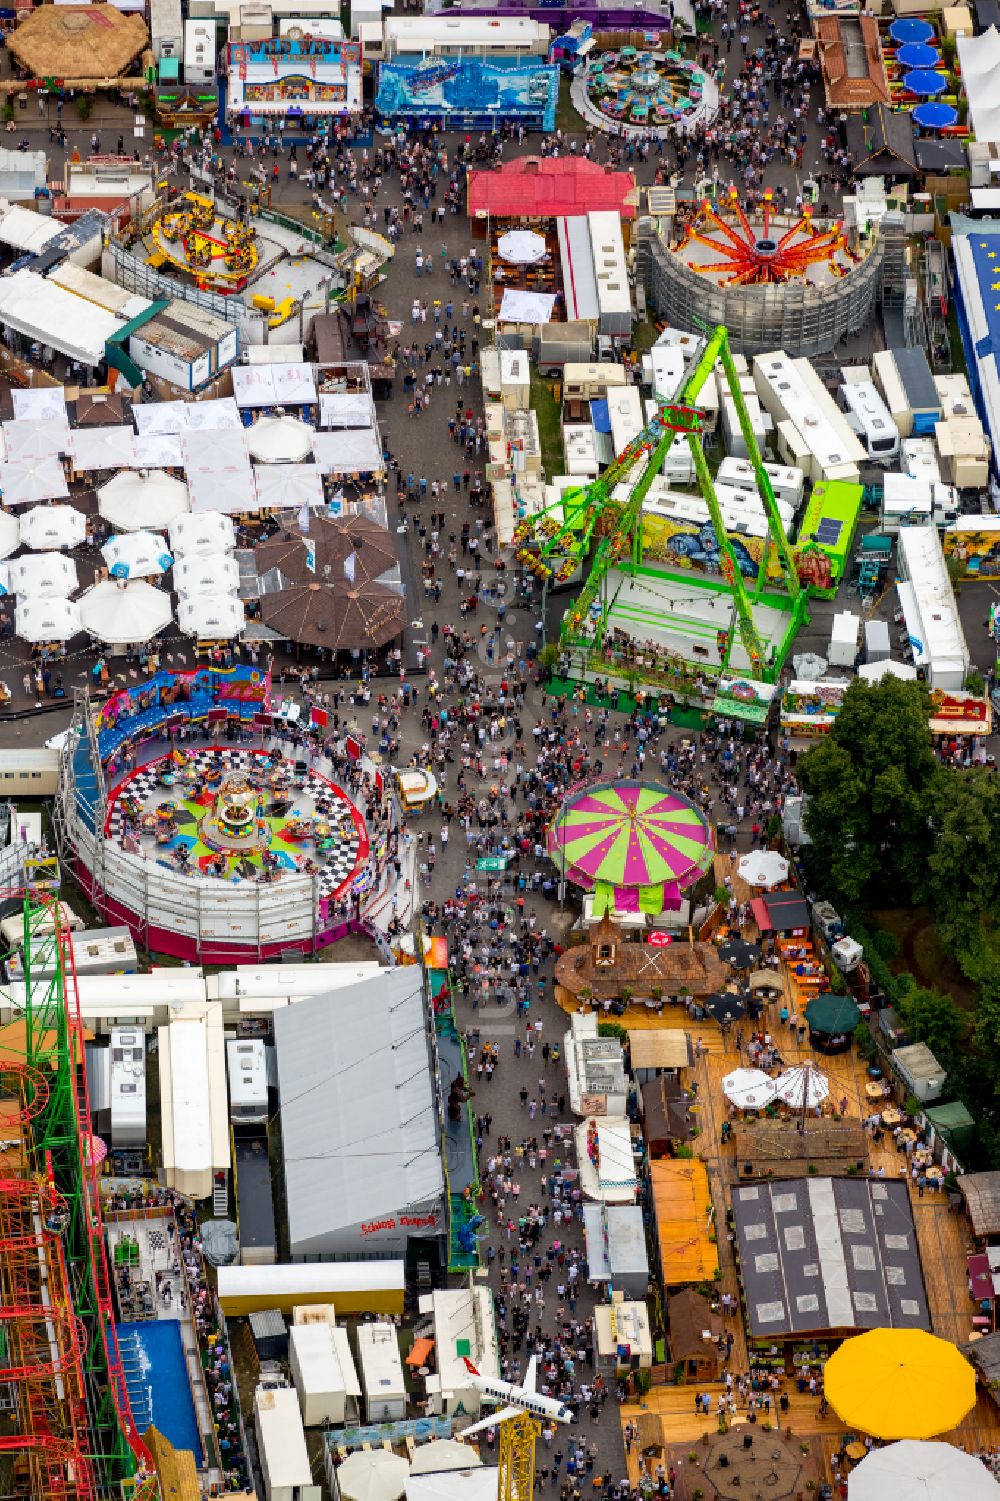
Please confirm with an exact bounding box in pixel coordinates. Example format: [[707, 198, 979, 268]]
[[896, 526, 969, 690], [254, 1385, 320, 1501], [149, 0, 183, 61], [109, 1026, 146, 1150], [289, 1322, 361, 1427], [716, 456, 805, 511], [183, 19, 216, 84], [588, 211, 632, 342], [872, 348, 913, 438], [356, 1322, 406, 1423], [838, 380, 900, 465], [226, 1037, 269, 1125], [753, 350, 864, 482]]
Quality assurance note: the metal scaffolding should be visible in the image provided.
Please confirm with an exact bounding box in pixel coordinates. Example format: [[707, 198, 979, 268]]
[[0, 896, 160, 1500]]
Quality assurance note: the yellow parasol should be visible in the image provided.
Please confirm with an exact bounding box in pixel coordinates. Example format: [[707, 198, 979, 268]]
[[823, 1329, 977, 1440]]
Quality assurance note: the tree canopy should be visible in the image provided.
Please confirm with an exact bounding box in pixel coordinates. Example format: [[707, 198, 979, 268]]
[[799, 677, 938, 906], [894, 976, 965, 1071]]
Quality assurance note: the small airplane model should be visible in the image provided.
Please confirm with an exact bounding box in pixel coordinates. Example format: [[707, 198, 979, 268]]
[[459, 1356, 575, 1436]]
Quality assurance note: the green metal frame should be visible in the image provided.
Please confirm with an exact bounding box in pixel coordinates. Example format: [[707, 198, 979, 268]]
[[21, 901, 156, 1496], [515, 324, 809, 681]]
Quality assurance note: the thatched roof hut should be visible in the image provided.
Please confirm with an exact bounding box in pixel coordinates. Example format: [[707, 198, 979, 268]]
[[8, 5, 148, 82]]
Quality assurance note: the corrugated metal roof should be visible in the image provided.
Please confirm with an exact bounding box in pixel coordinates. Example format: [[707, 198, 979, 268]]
[[468, 156, 636, 221]]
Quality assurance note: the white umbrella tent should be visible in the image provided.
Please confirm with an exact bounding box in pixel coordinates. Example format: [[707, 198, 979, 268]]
[[102, 532, 173, 580], [498, 229, 548, 264], [98, 471, 191, 533], [247, 415, 314, 464], [79, 580, 172, 646], [721, 1068, 777, 1111], [16, 597, 81, 643], [849, 1441, 1000, 1501], [168, 511, 236, 557], [253, 465, 325, 512], [176, 594, 245, 638], [173, 553, 240, 598], [336, 1449, 409, 1501], [0, 457, 69, 507], [8, 553, 78, 598], [774, 1064, 830, 1112], [0, 511, 18, 560], [19, 505, 86, 551], [737, 850, 790, 889]]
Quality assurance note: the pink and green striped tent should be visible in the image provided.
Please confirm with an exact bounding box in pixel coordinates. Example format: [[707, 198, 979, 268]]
[[547, 780, 715, 911]]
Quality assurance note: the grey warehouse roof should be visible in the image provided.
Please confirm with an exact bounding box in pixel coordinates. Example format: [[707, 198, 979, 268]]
[[732, 1176, 930, 1339], [273, 968, 444, 1256]]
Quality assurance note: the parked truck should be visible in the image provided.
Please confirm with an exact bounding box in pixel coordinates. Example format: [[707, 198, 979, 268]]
[[535, 321, 595, 379]]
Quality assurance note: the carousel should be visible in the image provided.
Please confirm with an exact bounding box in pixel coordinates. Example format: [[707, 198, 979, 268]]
[[572, 44, 720, 136], [107, 744, 369, 899], [145, 191, 261, 293]]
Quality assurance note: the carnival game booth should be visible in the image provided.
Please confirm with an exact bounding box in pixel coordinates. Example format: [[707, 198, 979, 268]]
[[227, 36, 363, 136], [375, 55, 558, 133], [56, 667, 380, 964]]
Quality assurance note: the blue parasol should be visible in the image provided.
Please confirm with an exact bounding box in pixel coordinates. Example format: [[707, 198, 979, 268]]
[[890, 17, 935, 42], [912, 100, 958, 128], [896, 41, 941, 68], [903, 68, 948, 95]]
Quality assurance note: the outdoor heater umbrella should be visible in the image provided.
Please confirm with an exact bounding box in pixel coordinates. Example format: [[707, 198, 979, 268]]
[[176, 594, 246, 638], [719, 937, 761, 969], [16, 597, 82, 644], [18, 504, 86, 552], [721, 1067, 776, 1110], [704, 992, 747, 1024], [79, 580, 172, 646], [173, 553, 241, 599], [101, 532, 173, 580], [168, 510, 236, 557], [8, 553, 78, 599]]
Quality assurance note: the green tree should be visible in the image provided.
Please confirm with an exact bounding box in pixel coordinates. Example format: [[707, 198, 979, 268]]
[[799, 678, 937, 906], [894, 976, 965, 1070], [926, 767, 1000, 952]]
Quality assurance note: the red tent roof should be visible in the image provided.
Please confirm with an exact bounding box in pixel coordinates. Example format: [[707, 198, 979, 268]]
[[467, 155, 636, 221]]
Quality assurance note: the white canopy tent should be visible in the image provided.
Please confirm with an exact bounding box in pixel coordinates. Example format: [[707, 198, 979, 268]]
[[187, 464, 257, 515], [231, 365, 275, 409], [849, 1441, 1000, 1501], [134, 433, 185, 469], [0, 511, 19, 561], [957, 28, 1000, 144], [70, 426, 139, 472], [407, 1444, 483, 1477], [16, 596, 82, 643], [498, 288, 556, 324], [0, 457, 69, 507], [102, 532, 173, 580], [252, 464, 325, 512], [176, 594, 246, 638], [272, 362, 317, 407], [98, 471, 191, 533], [498, 229, 547, 264], [79, 579, 172, 646], [311, 429, 382, 475], [19, 504, 86, 551], [133, 402, 190, 436], [0, 268, 123, 367], [857, 659, 919, 684], [184, 397, 242, 431], [11, 387, 66, 423], [247, 415, 314, 464], [319, 392, 374, 429], [173, 553, 240, 598], [3, 418, 70, 462], [168, 511, 236, 557], [8, 552, 78, 598]]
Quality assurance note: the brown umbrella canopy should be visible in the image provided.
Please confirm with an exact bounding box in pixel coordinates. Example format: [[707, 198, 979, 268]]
[[254, 515, 397, 586], [260, 580, 404, 650]]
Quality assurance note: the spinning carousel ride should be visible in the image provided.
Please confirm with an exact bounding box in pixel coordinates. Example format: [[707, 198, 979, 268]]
[[107, 746, 369, 898], [572, 44, 719, 135], [146, 191, 260, 293], [678, 189, 855, 288]]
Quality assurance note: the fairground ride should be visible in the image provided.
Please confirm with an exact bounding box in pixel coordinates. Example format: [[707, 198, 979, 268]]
[[0, 897, 158, 1501], [513, 323, 809, 682]]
